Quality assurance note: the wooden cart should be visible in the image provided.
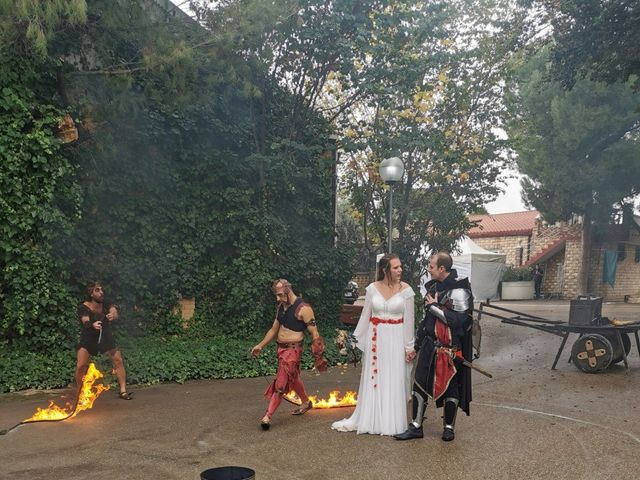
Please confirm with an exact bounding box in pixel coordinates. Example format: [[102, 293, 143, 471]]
[[476, 302, 640, 373]]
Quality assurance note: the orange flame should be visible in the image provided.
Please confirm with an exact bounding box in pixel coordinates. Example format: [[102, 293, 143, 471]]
[[24, 363, 109, 422], [284, 390, 357, 409]]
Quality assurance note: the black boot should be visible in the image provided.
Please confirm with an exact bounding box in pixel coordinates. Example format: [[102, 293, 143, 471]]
[[394, 391, 427, 441], [441, 426, 454, 441], [394, 424, 424, 440], [441, 397, 458, 442]]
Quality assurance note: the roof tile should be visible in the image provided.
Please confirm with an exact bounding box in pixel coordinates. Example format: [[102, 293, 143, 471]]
[[469, 210, 539, 238]]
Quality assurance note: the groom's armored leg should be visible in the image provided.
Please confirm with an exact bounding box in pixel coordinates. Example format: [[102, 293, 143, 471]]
[[410, 390, 427, 428], [394, 390, 427, 440], [442, 397, 458, 441]]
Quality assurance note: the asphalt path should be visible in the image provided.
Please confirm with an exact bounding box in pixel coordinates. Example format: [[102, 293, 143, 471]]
[[1, 300, 639, 480]]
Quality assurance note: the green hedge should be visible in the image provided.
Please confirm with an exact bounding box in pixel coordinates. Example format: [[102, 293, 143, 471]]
[[0, 326, 347, 393]]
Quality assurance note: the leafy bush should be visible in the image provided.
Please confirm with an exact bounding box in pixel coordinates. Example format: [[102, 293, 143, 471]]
[[502, 266, 532, 282], [0, 348, 75, 393], [0, 320, 347, 393], [0, 54, 80, 350]]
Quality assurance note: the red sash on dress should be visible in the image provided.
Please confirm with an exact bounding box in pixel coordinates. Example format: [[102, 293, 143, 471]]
[[369, 317, 403, 388]]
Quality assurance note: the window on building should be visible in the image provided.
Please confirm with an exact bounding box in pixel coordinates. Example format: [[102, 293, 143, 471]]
[[635, 246, 640, 263], [617, 243, 626, 262]]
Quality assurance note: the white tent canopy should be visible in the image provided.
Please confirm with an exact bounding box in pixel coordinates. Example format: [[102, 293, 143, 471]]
[[420, 237, 506, 301], [452, 237, 506, 301]]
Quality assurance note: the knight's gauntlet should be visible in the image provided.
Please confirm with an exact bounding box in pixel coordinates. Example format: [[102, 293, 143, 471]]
[[428, 304, 448, 324]]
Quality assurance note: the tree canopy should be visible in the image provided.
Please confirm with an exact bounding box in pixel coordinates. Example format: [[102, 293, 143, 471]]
[[506, 47, 640, 223], [541, 0, 640, 91], [0, 0, 351, 356]]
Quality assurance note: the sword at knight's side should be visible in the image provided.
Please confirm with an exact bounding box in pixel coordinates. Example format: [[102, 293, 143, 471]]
[[461, 359, 493, 378]]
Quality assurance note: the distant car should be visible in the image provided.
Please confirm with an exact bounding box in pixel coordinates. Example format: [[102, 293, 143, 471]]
[[343, 280, 359, 305]]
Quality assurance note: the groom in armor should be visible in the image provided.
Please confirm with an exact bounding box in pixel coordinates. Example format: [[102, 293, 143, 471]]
[[395, 251, 473, 442]]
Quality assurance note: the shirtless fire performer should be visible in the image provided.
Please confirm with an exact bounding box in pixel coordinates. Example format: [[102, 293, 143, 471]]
[[251, 279, 328, 430]]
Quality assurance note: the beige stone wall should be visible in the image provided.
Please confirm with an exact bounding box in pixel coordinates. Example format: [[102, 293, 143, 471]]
[[541, 251, 564, 297], [530, 220, 582, 258], [562, 239, 583, 299], [173, 297, 195, 329], [469, 215, 640, 300], [471, 235, 531, 266], [588, 232, 640, 302], [526, 219, 583, 299], [535, 240, 582, 299]]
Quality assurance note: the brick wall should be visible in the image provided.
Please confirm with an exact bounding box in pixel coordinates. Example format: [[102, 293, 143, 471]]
[[588, 229, 640, 302], [471, 235, 531, 266], [542, 251, 564, 296], [469, 217, 639, 301], [535, 240, 582, 299], [354, 272, 373, 296], [562, 239, 583, 299], [530, 220, 582, 258], [525, 219, 583, 299]]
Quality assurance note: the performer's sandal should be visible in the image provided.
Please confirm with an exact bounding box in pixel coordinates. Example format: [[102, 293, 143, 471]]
[[118, 392, 133, 400], [260, 414, 271, 431], [291, 400, 313, 415]]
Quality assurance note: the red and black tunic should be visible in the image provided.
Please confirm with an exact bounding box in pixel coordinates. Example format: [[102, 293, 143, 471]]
[[413, 271, 473, 415]]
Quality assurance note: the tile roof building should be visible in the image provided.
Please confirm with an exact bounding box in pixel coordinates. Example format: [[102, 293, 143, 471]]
[[468, 210, 640, 301], [468, 211, 539, 239]]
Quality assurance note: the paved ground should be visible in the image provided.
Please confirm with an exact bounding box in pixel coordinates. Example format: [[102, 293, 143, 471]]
[[1, 300, 639, 480]]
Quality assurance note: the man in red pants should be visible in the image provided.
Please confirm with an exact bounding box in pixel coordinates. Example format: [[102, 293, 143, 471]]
[[251, 279, 327, 430]]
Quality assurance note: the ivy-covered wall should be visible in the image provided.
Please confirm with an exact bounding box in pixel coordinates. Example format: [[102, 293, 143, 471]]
[[0, 0, 352, 392]]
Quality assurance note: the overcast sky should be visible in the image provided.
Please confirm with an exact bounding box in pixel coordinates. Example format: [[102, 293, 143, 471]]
[[484, 170, 528, 214]]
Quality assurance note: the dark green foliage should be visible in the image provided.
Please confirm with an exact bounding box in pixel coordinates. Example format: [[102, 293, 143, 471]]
[[543, 0, 640, 91], [505, 47, 640, 224], [0, 0, 352, 388], [0, 321, 346, 393], [0, 348, 74, 392], [0, 52, 80, 349], [505, 45, 640, 292], [501, 266, 532, 282]]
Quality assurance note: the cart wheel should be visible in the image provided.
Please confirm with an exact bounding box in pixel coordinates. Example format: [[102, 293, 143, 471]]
[[602, 332, 631, 364], [570, 334, 613, 373]]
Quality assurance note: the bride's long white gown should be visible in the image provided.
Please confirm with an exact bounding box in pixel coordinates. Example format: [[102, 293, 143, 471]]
[[332, 283, 415, 435]]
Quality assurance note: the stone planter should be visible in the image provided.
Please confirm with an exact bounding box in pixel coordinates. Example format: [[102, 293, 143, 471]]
[[501, 281, 535, 300]]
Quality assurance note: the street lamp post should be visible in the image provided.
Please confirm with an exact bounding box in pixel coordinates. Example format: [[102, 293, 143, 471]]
[[328, 134, 341, 248], [379, 157, 404, 253]]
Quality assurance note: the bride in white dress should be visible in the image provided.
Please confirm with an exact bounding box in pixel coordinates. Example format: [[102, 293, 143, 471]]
[[332, 254, 415, 435]]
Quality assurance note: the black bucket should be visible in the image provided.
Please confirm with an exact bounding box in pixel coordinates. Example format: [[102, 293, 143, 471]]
[[200, 467, 255, 480]]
